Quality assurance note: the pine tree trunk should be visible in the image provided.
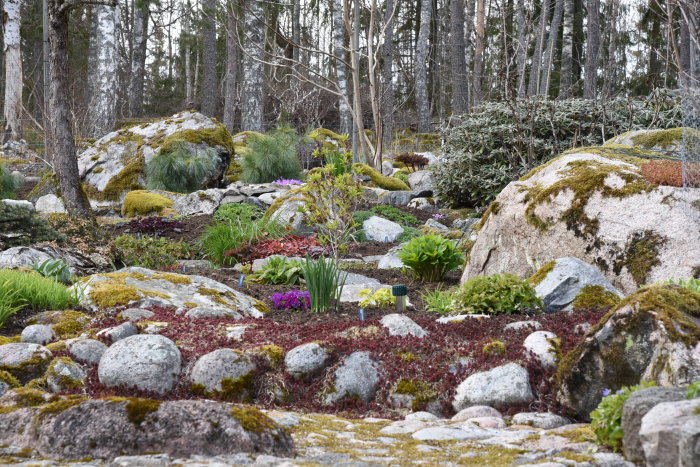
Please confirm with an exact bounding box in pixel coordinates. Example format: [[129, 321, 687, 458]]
[[559, 0, 574, 98], [515, 0, 528, 98], [88, 4, 119, 138], [3, 0, 23, 142], [583, 0, 600, 99], [201, 0, 218, 116], [332, 0, 351, 134], [223, 4, 239, 132], [48, 0, 93, 218], [450, 0, 469, 115], [129, 0, 148, 117], [464, 0, 475, 109], [528, 0, 550, 96], [292, 0, 300, 63], [382, 0, 395, 146], [539, 0, 564, 96], [472, 0, 486, 105], [415, 0, 432, 131], [241, 0, 265, 131], [184, 3, 194, 107]]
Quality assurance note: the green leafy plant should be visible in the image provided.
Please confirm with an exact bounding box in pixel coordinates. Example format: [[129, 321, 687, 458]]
[[313, 136, 352, 176], [590, 382, 656, 451], [214, 203, 263, 223], [114, 234, 194, 269], [241, 127, 304, 183], [200, 217, 286, 266], [0, 203, 63, 248], [370, 205, 420, 226], [662, 278, 700, 293], [0, 164, 22, 199], [398, 234, 464, 281], [0, 287, 24, 328], [453, 273, 543, 315], [397, 226, 422, 242], [393, 172, 409, 184], [300, 256, 348, 313], [421, 286, 455, 314], [0, 270, 78, 311], [30, 259, 72, 284], [250, 257, 303, 285], [146, 141, 220, 193], [358, 288, 396, 308], [686, 381, 700, 399]]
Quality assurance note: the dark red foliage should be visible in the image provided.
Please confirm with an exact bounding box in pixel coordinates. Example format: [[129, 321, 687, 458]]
[[395, 153, 430, 172], [641, 160, 684, 187], [123, 217, 185, 236], [243, 235, 325, 262]]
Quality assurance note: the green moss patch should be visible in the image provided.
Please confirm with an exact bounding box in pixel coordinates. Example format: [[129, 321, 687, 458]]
[[230, 405, 277, 433], [121, 190, 174, 217], [528, 261, 556, 286], [571, 285, 621, 312], [629, 127, 700, 149], [353, 163, 410, 191], [614, 230, 666, 286]]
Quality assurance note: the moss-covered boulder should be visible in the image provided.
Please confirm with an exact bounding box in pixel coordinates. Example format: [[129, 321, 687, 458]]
[[463, 147, 700, 293], [77, 111, 238, 202], [556, 285, 700, 420], [121, 190, 176, 217], [0, 343, 53, 385], [605, 127, 700, 154]]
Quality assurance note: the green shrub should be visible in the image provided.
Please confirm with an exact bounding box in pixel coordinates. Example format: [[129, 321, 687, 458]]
[[146, 141, 220, 194], [30, 259, 72, 284], [687, 381, 700, 399], [300, 256, 347, 313], [241, 127, 303, 183], [0, 203, 63, 248], [453, 273, 543, 315], [370, 205, 420, 226], [662, 278, 700, 293], [214, 203, 263, 223], [398, 234, 464, 281], [0, 164, 22, 199], [420, 286, 455, 314], [393, 172, 409, 185], [434, 94, 683, 208], [200, 217, 286, 266], [312, 138, 352, 176], [114, 234, 193, 269], [0, 269, 78, 311], [590, 382, 656, 452], [250, 257, 303, 285]]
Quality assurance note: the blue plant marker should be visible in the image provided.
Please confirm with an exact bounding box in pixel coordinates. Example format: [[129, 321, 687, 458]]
[[182, 264, 187, 273], [359, 308, 365, 321], [238, 275, 245, 288], [384, 236, 389, 243]]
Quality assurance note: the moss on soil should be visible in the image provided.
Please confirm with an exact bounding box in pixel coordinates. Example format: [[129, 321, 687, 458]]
[[482, 339, 507, 356]]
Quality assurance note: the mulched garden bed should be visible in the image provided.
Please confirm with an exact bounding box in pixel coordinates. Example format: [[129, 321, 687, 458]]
[[109, 214, 213, 244]]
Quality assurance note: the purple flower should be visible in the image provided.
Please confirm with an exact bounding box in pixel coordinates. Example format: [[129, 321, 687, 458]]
[[432, 213, 447, 221], [602, 389, 611, 397], [271, 290, 310, 311], [274, 178, 304, 186]]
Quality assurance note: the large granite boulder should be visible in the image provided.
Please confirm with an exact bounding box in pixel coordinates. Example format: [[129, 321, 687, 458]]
[[639, 398, 700, 467], [556, 285, 700, 419], [324, 351, 380, 404], [77, 111, 235, 202], [75, 267, 266, 317], [605, 127, 700, 154], [462, 146, 700, 294], [0, 398, 294, 460], [0, 245, 109, 275]]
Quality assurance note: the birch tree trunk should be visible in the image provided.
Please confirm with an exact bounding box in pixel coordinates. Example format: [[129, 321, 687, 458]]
[[241, 0, 265, 131], [88, 4, 119, 138], [3, 0, 23, 142], [415, 0, 433, 131], [584, 0, 600, 99], [201, 0, 218, 116], [450, 0, 469, 115], [559, 0, 574, 98], [332, 0, 351, 134], [539, 0, 564, 96], [292, 0, 300, 63], [48, 0, 93, 218], [464, 0, 475, 109], [381, 0, 395, 146], [129, 0, 149, 117], [528, 0, 550, 96], [472, 0, 485, 105], [184, 2, 194, 107], [515, 0, 528, 97], [223, 3, 239, 132]]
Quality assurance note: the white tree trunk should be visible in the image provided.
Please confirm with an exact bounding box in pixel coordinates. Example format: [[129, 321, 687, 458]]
[[241, 0, 265, 131], [332, 0, 351, 135], [415, 0, 432, 132], [528, 0, 550, 96], [129, 0, 148, 117], [3, 0, 23, 141], [515, 0, 528, 98], [88, 4, 119, 138], [539, 0, 564, 96], [223, 5, 239, 132]]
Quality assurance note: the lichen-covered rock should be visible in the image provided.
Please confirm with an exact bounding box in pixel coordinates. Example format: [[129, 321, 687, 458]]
[[605, 127, 700, 154], [324, 351, 380, 404], [511, 412, 570, 429], [184, 306, 243, 320], [0, 245, 108, 276], [452, 363, 534, 411], [172, 188, 226, 216], [407, 170, 435, 194], [117, 308, 155, 321], [20, 325, 55, 346], [78, 111, 235, 202], [0, 399, 294, 460], [265, 188, 311, 235], [34, 194, 66, 214], [189, 349, 255, 399], [67, 339, 107, 365], [556, 285, 700, 419], [76, 267, 265, 317], [639, 399, 700, 467], [380, 314, 427, 338], [98, 335, 181, 395], [0, 343, 53, 384], [462, 148, 700, 294], [95, 321, 139, 343], [45, 357, 85, 393], [523, 331, 558, 369], [284, 343, 330, 379]]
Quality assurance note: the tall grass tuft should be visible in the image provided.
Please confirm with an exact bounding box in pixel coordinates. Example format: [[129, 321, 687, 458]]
[[200, 217, 287, 266], [0, 270, 79, 315], [300, 256, 347, 313], [146, 141, 219, 193], [240, 127, 303, 183]]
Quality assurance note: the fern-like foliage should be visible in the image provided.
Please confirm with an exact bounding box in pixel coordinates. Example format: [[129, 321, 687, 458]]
[[146, 141, 219, 194], [0, 164, 22, 199], [240, 127, 303, 183]]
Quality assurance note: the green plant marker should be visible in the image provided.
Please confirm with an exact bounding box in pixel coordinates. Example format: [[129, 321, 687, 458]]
[[393, 284, 408, 312]]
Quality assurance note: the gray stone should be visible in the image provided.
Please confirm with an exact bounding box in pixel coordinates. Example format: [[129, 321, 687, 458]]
[[407, 197, 436, 210], [622, 386, 687, 463], [679, 416, 700, 467], [377, 244, 405, 269], [382, 161, 394, 176], [362, 216, 404, 242], [46, 358, 85, 393], [380, 314, 427, 338], [452, 363, 534, 411], [0, 245, 104, 275], [117, 308, 155, 321], [504, 320, 542, 332], [220, 194, 247, 205], [407, 170, 434, 194], [639, 399, 700, 467], [379, 191, 421, 206], [284, 343, 330, 379], [379, 419, 429, 435], [451, 406, 503, 421], [96, 321, 139, 343], [453, 217, 479, 232], [0, 343, 52, 384], [185, 306, 244, 320], [239, 183, 277, 196], [20, 325, 55, 345], [258, 192, 283, 205], [423, 218, 449, 231], [173, 188, 225, 216], [511, 412, 570, 429], [190, 349, 256, 395], [589, 452, 636, 467], [98, 335, 181, 395], [34, 194, 66, 214], [411, 425, 491, 441], [404, 411, 438, 421], [522, 331, 558, 369], [266, 192, 309, 234], [325, 351, 380, 404], [67, 339, 107, 365], [461, 416, 507, 429]]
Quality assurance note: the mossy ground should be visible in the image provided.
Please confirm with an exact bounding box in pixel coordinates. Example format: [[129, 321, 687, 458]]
[[121, 190, 174, 217]]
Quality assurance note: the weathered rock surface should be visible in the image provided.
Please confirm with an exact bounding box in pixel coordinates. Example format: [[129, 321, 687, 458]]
[[67, 339, 107, 365], [77, 267, 265, 317], [462, 148, 700, 293], [556, 285, 700, 419], [523, 331, 558, 369], [34, 194, 66, 214], [20, 325, 55, 345], [639, 399, 700, 467], [0, 245, 108, 275], [46, 358, 85, 393], [380, 314, 427, 338], [407, 170, 435, 194], [453, 363, 534, 411], [452, 406, 503, 421], [325, 351, 380, 404], [363, 216, 404, 242], [0, 343, 52, 384], [184, 306, 243, 320], [511, 412, 570, 429], [533, 257, 623, 312], [172, 188, 225, 216], [96, 321, 139, 343], [284, 343, 330, 379], [190, 349, 255, 397], [98, 335, 181, 394], [605, 127, 700, 154]]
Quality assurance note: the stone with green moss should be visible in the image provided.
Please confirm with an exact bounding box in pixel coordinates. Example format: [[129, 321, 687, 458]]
[[0, 343, 53, 385], [353, 163, 411, 191], [572, 285, 622, 312], [121, 190, 174, 217], [190, 349, 256, 402], [605, 127, 700, 152], [45, 357, 86, 393]]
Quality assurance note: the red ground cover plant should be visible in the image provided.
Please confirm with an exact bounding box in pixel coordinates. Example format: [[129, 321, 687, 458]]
[[71, 306, 605, 420], [640, 160, 683, 187], [243, 235, 325, 262]]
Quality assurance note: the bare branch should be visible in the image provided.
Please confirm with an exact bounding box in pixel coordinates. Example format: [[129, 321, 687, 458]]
[[59, 0, 117, 15]]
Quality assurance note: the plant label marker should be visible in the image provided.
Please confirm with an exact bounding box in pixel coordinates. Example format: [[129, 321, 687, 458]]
[[392, 284, 408, 312], [238, 275, 245, 288], [182, 264, 187, 273], [359, 308, 365, 321]]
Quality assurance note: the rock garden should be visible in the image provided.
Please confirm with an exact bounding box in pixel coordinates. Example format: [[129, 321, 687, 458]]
[[0, 110, 699, 466]]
